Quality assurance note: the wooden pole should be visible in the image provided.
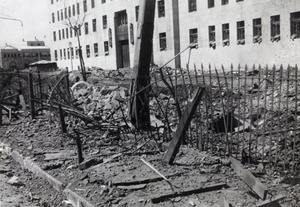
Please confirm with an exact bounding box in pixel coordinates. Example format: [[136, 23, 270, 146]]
[[28, 71, 35, 120], [59, 104, 67, 133], [129, 0, 156, 130]]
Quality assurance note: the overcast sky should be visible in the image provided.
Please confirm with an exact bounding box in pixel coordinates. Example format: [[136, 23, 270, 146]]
[[0, 0, 49, 47]]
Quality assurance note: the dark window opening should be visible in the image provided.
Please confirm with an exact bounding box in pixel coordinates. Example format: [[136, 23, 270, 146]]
[[83, 0, 87, 12], [222, 0, 228, 5], [53, 31, 56, 41], [135, 6, 139, 22], [291, 11, 300, 40], [158, 0, 165, 18], [94, 43, 98, 56], [104, 41, 109, 55], [271, 15, 280, 42], [86, 45, 90, 58], [209, 25, 216, 49], [103, 15, 107, 29], [190, 28, 198, 44], [237, 21, 245, 45], [92, 19, 97, 32], [85, 22, 89, 34], [253, 18, 262, 43], [222, 23, 230, 46], [189, 0, 197, 12], [91, 0, 95, 8], [159, 32, 166, 51], [208, 0, 214, 8]]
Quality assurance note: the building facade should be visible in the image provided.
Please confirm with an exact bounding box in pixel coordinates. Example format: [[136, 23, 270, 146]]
[[48, 0, 300, 70], [0, 41, 51, 70]]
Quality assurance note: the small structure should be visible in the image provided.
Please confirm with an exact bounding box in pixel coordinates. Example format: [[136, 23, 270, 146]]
[[29, 60, 58, 72]]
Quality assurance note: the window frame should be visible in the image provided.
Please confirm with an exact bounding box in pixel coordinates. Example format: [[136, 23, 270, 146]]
[[158, 0, 165, 18], [92, 19, 97, 32], [85, 22, 89, 35], [86, 45, 90, 58], [104, 41, 109, 55], [208, 0, 214, 8], [209, 25, 216, 49], [189, 28, 198, 44], [253, 18, 262, 44], [222, 23, 230, 46], [237, 21, 245, 45], [290, 11, 300, 40], [103, 15, 107, 29], [270, 15, 280, 42], [189, 0, 197, 12], [159, 32, 167, 51], [94, 43, 98, 56]]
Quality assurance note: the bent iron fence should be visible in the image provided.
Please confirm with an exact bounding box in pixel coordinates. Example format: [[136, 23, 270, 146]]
[[151, 64, 299, 172]]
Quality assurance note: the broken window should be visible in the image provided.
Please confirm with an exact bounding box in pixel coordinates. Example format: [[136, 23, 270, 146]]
[[85, 22, 89, 34], [189, 28, 198, 44], [83, 0, 87, 12], [72, 5, 75, 16], [135, 6, 139, 22], [77, 3, 80, 15], [103, 15, 107, 29], [222, 0, 228, 5], [290, 11, 300, 40], [86, 45, 90, 58], [53, 31, 56, 41], [253, 18, 262, 44], [52, 13, 55, 23], [91, 0, 95, 8], [54, 50, 57, 61], [189, 0, 197, 12], [271, 15, 280, 42], [59, 30, 61, 40], [94, 43, 98, 56], [57, 11, 60, 21], [159, 32, 167, 51], [92, 19, 97, 32], [209, 25, 216, 49], [237, 21, 245, 45], [222, 23, 230, 46], [104, 41, 109, 55], [158, 0, 165, 18], [208, 0, 214, 8]]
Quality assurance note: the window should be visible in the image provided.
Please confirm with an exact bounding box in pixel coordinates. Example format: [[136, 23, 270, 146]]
[[59, 30, 61, 40], [64, 8, 67, 19], [291, 12, 300, 40], [271, 15, 280, 42], [102, 0, 106, 3], [208, 0, 214, 8], [83, 0, 87, 12], [67, 48, 70, 59], [66, 28, 69, 39], [159, 32, 166, 51], [72, 5, 76, 16], [53, 31, 56, 41], [51, 0, 54, 4], [52, 13, 55, 23], [63, 49, 66, 59], [60, 49, 62, 60], [135, 6, 139, 22], [62, 29, 65, 39], [71, 47, 74, 58], [209, 25, 216, 49], [92, 19, 97, 32], [85, 22, 89, 34], [77, 3, 80, 15], [189, 28, 198, 44], [118, 12, 127, 26], [75, 47, 78, 58], [104, 41, 109, 55], [253, 18, 262, 43], [78, 27, 81, 36], [70, 28, 73, 38], [54, 50, 57, 60], [57, 11, 60, 21], [189, 0, 197, 12], [237, 0, 243, 2], [222, 23, 230, 46], [91, 0, 95, 8], [94, 43, 98, 56], [103, 15, 107, 29], [61, 9, 63, 20], [86, 45, 90, 58], [68, 6, 71, 17], [158, 0, 165, 18], [237, 21, 245, 45], [222, 0, 228, 5]]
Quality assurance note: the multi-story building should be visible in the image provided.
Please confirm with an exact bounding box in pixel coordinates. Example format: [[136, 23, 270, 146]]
[[0, 41, 51, 70], [48, 0, 300, 70]]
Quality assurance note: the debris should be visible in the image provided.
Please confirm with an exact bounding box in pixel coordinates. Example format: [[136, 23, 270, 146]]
[[79, 158, 103, 170], [141, 158, 168, 181], [117, 184, 147, 190], [7, 175, 23, 186], [256, 194, 285, 207], [230, 157, 267, 200], [151, 183, 227, 203], [163, 87, 205, 165]]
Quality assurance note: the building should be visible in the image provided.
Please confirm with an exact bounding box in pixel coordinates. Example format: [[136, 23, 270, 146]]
[[48, 0, 300, 70], [0, 41, 51, 70]]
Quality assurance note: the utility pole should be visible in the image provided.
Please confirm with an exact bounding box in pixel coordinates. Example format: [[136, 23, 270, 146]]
[[129, 0, 156, 130]]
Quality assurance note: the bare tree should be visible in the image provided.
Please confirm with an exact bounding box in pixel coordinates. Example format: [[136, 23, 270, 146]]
[[63, 5, 87, 81]]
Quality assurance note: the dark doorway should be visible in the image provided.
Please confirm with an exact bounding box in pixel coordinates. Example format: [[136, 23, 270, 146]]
[[120, 40, 130, 68]]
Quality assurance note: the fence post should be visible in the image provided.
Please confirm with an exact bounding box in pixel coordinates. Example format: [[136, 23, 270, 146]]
[[59, 104, 67, 133], [28, 71, 35, 120], [38, 69, 43, 108]]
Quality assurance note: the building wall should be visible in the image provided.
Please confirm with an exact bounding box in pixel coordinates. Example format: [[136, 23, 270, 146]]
[[48, 0, 300, 70], [178, 0, 300, 69]]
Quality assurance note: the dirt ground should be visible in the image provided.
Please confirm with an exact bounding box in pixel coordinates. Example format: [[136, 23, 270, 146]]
[[1, 68, 300, 206]]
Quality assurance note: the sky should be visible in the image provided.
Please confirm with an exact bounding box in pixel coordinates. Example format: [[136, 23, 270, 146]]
[[0, 0, 49, 47]]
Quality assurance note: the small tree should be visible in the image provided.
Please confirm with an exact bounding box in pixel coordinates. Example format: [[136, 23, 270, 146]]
[[63, 10, 87, 81]]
